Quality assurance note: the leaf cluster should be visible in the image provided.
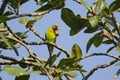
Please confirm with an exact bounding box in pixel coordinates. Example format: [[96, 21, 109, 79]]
[[1, 0, 120, 80]]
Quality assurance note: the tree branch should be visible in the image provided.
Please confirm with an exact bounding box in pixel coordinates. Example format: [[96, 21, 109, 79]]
[[0, 54, 19, 62], [0, 54, 52, 80], [0, 61, 17, 65], [113, 69, 120, 80], [82, 59, 119, 80], [26, 41, 70, 57], [82, 53, 120, 60], [9, 12, 48, 20], [80, 53, 120, 80], [29, 28, 46, 41], [0, 54, 47, 66], [3, 23, 52, 80]]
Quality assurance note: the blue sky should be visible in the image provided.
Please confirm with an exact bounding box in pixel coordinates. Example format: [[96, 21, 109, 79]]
[[1, 0, 120, 80]]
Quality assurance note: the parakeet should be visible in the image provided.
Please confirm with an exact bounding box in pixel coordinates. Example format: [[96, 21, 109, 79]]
[[45, 25, 59, 57]]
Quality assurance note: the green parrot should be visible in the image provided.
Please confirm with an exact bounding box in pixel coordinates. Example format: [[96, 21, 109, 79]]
[[45, 25, 59, 57]]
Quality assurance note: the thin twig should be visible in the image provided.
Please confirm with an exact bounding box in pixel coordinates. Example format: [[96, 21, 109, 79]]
[[0, 54, 43, 66], [4, 22, 24, 42], [0, 54, 19, 62], [111, 13, 120, 37], [9, 11, 49, 20], [0, 0, 8, 15], [99, 21, 120, 43], [82, 53, 120, 60], [29, 28, 46, 41], [0, 61, 17, 65], [65, 75, 73, 80], [82, 59, 119, 80], [113, 69, 120, 80], [0, 54, 46, 66]]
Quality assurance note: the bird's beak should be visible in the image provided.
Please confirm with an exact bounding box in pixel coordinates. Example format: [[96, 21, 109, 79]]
[[55, 32, 59, 36], [56, 26, 60, 30]]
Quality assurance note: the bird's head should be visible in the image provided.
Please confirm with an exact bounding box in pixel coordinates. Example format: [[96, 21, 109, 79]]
[[52, 25, 60, 31]]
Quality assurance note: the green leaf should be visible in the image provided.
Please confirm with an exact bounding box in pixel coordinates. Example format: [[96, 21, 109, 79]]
[[3, 65, 29, 76], [48, 0, 65, 9], [20, 0, 29, 5], [34, 16, 42, 21], [8, 0, 29, 8], [79, 69, 87, 73], [15, 31, 28, 39], [36, 0, 65, 12], [77, 0, 92, 12], [3, 11, 13, 16], [34, 0, 47, 5], [32, 62, 44, 67], [93, 33, 103, 47], [48, 0, 64, 5], [48, 52, 61, 66], [109, 0, 120, 12], [116, 45, 120, 53], [19, 17, 29, 25], [19, 16, 41, 28], [94, 0, 108, 12], [88, 16, 99, 28], [61, 8, 88, 36], [57, 58, 76, 68], [29, 70, 42, 74], [0, 32, 12, 49], [0, 77, 2, 80], [0, 16, 10, 23], [0, 23, 6, 29], [103, 17, 115, 27], [86, 37, 95, 53], [70, 16, 88, 36], [11, 44, 19, 56], [86, 32, 103, 52], [115, 62, 120, 66], [35, 4, 52, 12], [0, 31, 28, 50], [107, 46, 115, 53], [71, 44, 82, 60], [84, 27, 98, 33], [61, 8, 76, 33], [26, 20, 37, 28], [53, 77, 59, 80], [63, 64, 83, 72], [62, 71, 78, 78], [15, 75, 30, 80], [102, 40, 114, 44]]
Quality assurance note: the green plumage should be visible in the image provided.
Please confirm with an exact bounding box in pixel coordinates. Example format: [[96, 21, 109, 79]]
[[45, 26, 56, 56]]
